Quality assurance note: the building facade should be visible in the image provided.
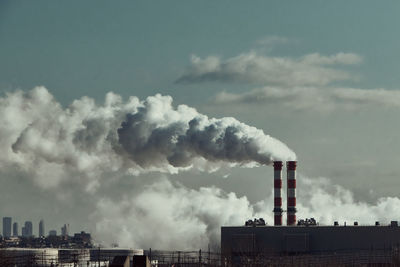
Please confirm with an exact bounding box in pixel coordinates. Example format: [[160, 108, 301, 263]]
[[12, 222, 18, 237], [221, 224, 400, 265], [2, 217, 12, 238], [49, 230, 57, 236], [39, 220, 45, 237], [23, 221, 33, 237], [61, 224, 69, 237]]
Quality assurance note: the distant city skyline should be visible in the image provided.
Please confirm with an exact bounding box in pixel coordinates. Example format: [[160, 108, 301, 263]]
[[1, 217, 72, 238]]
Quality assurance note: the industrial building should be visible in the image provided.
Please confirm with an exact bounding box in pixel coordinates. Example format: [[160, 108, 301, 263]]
[[221, 161, 400, 265], [221, 225, 400, 256]]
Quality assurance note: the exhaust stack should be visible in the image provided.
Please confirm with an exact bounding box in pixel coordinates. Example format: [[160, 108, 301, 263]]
[[287, 161, 297, 226], [273, 161, 283, 226]]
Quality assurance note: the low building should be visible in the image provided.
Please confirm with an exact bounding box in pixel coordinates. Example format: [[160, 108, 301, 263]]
[[90, 248, 143, 263], [72, 231, 92, 247], [132, 255, 150, 267], [110, 255, 130, 267], [221, 224, 400, 265]]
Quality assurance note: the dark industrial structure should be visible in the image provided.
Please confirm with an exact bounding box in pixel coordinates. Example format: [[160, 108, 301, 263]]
[[221, 224, 400, 256], [221, 161, 400, 265]]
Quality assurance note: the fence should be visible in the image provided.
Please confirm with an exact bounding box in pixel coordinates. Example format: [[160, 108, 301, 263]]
[[2, 248, 400, 266], [147, 250, 221, 267]]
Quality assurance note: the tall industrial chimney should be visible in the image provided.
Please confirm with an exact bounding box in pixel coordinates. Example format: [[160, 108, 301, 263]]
[[273, 161, 283, 226], [287, 161, 297, 226]]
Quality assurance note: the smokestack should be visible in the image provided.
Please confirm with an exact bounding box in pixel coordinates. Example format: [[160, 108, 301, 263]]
[[273, 161, 283, 226], [286, 161, 297, 226]]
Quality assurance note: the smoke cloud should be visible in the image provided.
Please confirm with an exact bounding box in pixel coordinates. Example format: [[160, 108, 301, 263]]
[[92, 174, 400, 249], [2, 87, 399, 250], [296, 175, 400, 225], [92, 176, 255, 249], [1, 87, 295, 191], [0, 87, 295, 248]]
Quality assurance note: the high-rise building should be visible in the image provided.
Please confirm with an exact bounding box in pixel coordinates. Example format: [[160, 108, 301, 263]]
[[12, 222, 18, 236], [61, 224, 69, 237], [39, 219, 45, 237], [2, 217, 12, 238], [48, 230, 57, 236], [21, 227, 26, 237], [23, 221, 33, 237]]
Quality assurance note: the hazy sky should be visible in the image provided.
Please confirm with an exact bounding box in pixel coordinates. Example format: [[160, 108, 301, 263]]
[[1, 1, 400, 248]]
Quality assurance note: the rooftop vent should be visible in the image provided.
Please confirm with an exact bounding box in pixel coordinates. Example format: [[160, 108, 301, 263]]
[[245, 218, 266, 227], [297, 218, 317, 226]]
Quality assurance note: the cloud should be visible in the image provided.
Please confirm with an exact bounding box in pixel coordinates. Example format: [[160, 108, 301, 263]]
[[214, 86, 400, 111], [332, 87, 400, 107], [301, 52, 362, 65], [176, 52, 361, 86], [256, 36, 289, 46]]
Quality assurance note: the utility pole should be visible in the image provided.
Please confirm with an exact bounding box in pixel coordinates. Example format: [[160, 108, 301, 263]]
[[98, 247, 101, 267], [149, 247, 152, 265], [199, 249, 202, 267], [208, 244, 210, 266]]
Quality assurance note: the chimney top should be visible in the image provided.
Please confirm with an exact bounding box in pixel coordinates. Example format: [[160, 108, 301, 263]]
[[273, 161, 283, 169], [287, 161, 297, 170]]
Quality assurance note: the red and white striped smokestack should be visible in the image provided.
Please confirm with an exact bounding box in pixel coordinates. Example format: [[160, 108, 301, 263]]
[[273, 161, 283, 226], [287, 161, 297, 226]]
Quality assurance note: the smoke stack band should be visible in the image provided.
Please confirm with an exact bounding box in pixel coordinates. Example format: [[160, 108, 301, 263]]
[[273, 161, 283, 226], [287, 161, 297, 226]]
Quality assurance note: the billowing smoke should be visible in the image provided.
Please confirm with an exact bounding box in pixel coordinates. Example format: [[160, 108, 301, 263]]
[[92, 176, 255, 249], [117, 94, 296, 170], [295, 175, 400, 225], [0, 87, 294, 249], [93, 173, 400, 249], [2, 87, 295, 191], [3, 87, 399, 250]]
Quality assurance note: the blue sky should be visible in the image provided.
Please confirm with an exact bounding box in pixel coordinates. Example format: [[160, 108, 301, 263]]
[[1, 0, 400, 104]]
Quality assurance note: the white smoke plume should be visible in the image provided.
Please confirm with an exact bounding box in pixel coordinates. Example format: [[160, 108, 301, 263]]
[[1, 87, 295, 191], [92, 176, 255, 250], [2, 87, 399, 250], [92, 173, 400, 249], [0, 87, 294, 249], [296, 175, 400, 225]]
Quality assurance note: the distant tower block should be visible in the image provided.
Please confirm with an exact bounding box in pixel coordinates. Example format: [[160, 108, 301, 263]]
[[39, 219, 45, 237], [12, 222, 18, 237], [3, 217, 12, 238], [273, 161, 283, 226], [287, 161, 297, 226]]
